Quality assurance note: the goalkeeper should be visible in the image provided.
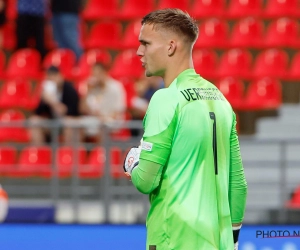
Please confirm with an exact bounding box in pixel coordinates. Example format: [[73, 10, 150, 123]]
[[124, 9, 247, 250]]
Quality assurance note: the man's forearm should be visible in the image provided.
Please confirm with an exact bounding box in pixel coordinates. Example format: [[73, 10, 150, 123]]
[[131, 159, 163, 194]]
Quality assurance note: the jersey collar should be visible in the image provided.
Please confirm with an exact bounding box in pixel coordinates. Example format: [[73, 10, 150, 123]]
[[169, 68, 197, 88]]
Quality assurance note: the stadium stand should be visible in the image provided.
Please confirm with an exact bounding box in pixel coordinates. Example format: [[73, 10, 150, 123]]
[[42, 49, 76, 79], [6, 49, 42, 80], [81, 0, 119, 20], [252, 49, 289, 80], [230, 17, 264, 49], [215, 77, 244, 110], [119, 0, 154, 20], [217, 48, 253, 79], [1, 0, 300, 224], [227, 0, 263, 19], [189, 0, 226, 19], [193, 49, 218, 80], [264, 18, 300, 48], [195, 18, 229, 49], [263, 0, 300, 19]]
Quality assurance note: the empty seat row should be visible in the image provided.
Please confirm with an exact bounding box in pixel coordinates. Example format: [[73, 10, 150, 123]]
[[82, 0, 300, 20], [1, 47, 299, 82], [216, 77, 281, 110], [82, 18, 300, 50], [6, 0, 300, 22], [194, 48, 300, 80], [0, 48, 142, 81], [0, 146, 126, 179], [2, 16, 300, 53]]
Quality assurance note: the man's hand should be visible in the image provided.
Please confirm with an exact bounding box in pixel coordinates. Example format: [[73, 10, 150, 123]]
[[233, 224, 241, 250], [123, 147, 141, 176]]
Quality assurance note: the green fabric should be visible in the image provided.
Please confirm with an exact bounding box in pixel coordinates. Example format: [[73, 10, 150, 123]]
[[132, 69, 247, 250], [131, 159, 163, 194]]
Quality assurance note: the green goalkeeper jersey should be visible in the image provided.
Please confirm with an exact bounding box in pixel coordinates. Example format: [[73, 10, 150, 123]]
[[137, 69, 247, 250]]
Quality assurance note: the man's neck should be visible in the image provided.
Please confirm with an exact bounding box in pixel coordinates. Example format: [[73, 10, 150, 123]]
[[163, 58, 194, 87]]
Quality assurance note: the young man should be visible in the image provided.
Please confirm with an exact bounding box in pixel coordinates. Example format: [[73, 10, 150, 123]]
[[123, 9, 247, 250]]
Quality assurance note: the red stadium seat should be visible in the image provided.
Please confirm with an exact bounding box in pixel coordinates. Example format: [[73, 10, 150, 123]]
[[243, 77, 282, 110], [110, 147, 125, 178], [286, 185, 300, 208], [43, 49, 76, 78], [227, 0, 263, 19], [195, 19, 229, 49], [119, 0, 154, 20], [264, 0, 300, 19], [230, 17, 264, 49], [6, 49, 42, 79], [0, 109, 29, 142], [289, 52, 300, 80], [6, 0, 17, 20], [122, 20, 142, 49], [0, 78, 33, 110], [217, 49, 253, 79], [80, 147, 105, 178], [81, 0, 119, 20], [0, 50, 6, 79], [193, 49, 218, 80], [264, 18, 300, 48], [190, 0, 226, 19], [157, 0, 189, 10], [84, 21, 122, 50], [15, 146, 52, 177], [56, 147, 86, 178], [0, 22, 16, 51], [215, 77, 245, 109], [72, 49, 112, 81], [110, 50, 143, 79], [0, 147, 17, 176], [252, 49, 289, 79], [44, 24, 57, 50]]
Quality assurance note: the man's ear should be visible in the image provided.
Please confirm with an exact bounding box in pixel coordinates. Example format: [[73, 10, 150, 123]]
[[168, 40, 176, 57]]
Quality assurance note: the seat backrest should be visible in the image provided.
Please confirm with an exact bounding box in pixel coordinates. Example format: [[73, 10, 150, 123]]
[[253, 49, 288, 78], [82, 0, 118, 19], [109, 50, 143, 79], [190, 0, 226, 18], [195, 18, 229, 48], [87, 21, 122, 49], [264, 0, 298, 18], [0, 147, 16, 165], [123, 20, 142, 49], [19, 146, 52, 166], [289, 52, 300, 78], [227, 0, 263, 18], [245, 77, 282, 108], [215, 77, 244, 109], [0, 22, 16, 50], [43, 49, 76, 76], [6, 49, 41, 78], [157, 0, 189, 10], [230, 17, 264, 48], [193, 49, 218, 79], [0, 78, 32, 108], [265, 18, 299, 47], [218, 49, 252, 78], [57, 147, 86, 167], [121, 0, 154, 14]]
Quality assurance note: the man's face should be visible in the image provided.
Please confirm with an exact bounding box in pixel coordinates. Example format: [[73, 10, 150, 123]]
[[91, 65, 106, 86], [46, 72, 63, 87], [137, 24, 169, 77]]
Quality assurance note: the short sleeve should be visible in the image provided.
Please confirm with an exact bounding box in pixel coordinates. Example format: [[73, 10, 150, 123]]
[[140, 89, 178, 166]]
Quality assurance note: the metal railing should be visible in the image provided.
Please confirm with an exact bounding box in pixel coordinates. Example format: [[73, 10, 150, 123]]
[[0, 120, 299, 224]]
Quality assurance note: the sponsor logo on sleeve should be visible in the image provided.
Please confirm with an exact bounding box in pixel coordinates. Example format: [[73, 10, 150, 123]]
[[141, 141, 153, 151]]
